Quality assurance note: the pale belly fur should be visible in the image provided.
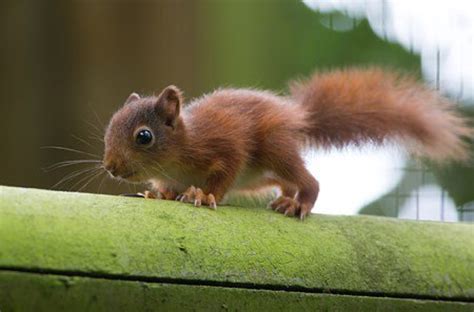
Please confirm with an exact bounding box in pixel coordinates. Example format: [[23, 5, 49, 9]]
[[150, 166, 276, 194]]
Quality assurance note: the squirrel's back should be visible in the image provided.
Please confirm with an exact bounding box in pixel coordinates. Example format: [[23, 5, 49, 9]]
[[183, 89, 307, 159]]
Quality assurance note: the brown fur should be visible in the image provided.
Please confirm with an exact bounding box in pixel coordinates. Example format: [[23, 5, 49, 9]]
[[103, 68, 473, 219], [291, 68, 473, 161]]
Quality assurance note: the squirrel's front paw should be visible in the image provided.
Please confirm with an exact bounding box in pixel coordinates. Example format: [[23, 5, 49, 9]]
[[269, 196, 311, 220], [144, 190, 158, 199], [176, 186, 217, 210]]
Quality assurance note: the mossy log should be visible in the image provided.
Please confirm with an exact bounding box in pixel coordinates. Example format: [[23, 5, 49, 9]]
[[0, 186, 473, 311]]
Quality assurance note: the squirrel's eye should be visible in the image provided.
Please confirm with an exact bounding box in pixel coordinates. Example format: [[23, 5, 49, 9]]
[[135, 129, 153, 146]]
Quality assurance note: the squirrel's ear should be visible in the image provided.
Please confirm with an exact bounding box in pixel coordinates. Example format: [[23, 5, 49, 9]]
[[124, 92, 140, 105], [155, 85, 183, 129]]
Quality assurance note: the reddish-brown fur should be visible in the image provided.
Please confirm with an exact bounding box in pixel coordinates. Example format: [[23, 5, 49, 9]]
[[292, 68, 473, 160], [103, 68, 473, 219]]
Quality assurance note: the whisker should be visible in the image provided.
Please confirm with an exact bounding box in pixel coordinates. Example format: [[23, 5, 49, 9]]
[[41, 146, 100, 159], [88, 133, 105, 144], [134, 161, 148, 180], [84, 120, 106, 143], [44, 159, 102, 172], [76, 170, 104, 192], [71, 134, 96, 149], [89, 134, 104, 144], [138, 150, 185, 186], [89, 106, 106, 129], [135, 161, 147, 177], [153, 163, 184, 186], [85, 120, 104, 137], [130, 162, 144, 194], [97, 172, 108, 193], [51, 166, 100, 190], [69, 167, 102, 191], [136, 161, 161, 185]]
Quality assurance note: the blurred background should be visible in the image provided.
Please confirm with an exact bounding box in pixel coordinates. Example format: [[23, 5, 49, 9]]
[[1, 0, 473, 221]]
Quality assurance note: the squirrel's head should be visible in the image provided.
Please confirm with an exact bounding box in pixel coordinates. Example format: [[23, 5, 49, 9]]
[[103, 85, 184, 182]]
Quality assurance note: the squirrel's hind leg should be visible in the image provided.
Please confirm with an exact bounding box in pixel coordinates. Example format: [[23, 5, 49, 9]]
[[268, 152, 319, 219]]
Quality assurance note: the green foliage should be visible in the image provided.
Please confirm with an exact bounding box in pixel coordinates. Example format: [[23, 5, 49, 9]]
[[196, 1, 420, 92]]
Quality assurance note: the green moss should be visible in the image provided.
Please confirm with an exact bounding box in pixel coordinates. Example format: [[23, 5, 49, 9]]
[[0, 186, 473, 301], [1, 271, 472, 312]]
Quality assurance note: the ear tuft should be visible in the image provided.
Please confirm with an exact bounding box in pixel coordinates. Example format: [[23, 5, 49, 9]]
[[155, 85, 183, 129], [124, 92, 141, 105]]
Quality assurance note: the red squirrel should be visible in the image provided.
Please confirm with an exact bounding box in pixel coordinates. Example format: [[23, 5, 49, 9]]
[[103, 68, 473, 219]]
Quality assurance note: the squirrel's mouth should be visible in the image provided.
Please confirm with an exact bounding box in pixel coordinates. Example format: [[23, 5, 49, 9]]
[[119, 171, 148, 183], [120, 171, 137, 179]]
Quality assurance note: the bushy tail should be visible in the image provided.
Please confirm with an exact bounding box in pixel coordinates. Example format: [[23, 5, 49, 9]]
[[290, 68, 473, 161]]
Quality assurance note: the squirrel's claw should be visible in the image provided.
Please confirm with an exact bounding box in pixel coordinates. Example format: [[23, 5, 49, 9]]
[[176, 186, 217, 210], [144, 190, 157, 199], [270, 196, 308, 219], [298, 204, 312, 220], [176, 185, 195, 203], [207, 194, 217, 210]]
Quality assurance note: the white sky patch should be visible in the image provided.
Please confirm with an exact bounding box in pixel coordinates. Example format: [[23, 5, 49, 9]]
[[304, 146, 405, 215], [303, 0, 474, 102]]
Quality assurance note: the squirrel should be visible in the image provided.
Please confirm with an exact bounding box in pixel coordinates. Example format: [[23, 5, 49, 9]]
[[103, 68, 473, 219]]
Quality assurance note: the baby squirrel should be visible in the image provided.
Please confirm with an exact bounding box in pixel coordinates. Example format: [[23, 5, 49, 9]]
[[103, 68, 473, 219]]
